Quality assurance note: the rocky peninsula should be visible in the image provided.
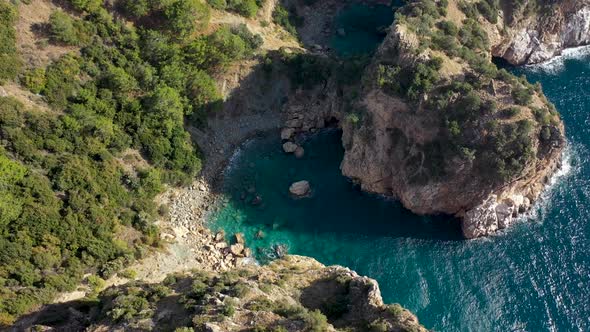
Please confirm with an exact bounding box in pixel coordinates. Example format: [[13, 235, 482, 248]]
[[278, 0, 589, 238]]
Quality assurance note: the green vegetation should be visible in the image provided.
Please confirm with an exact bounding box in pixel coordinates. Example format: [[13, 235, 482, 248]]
[[372, 0, 563, 185], [0, 0, 263, 324], [20, 68, 46, 94], [48, 10, 93, 46], [272, 4, 302, 36], [377, 57, 442, 100], [207, 0, 265, 18], [0, 2, 21, 81], [460, 0, 500, 24], [19, 265, 418, 331], [512, 84, 533, 105]]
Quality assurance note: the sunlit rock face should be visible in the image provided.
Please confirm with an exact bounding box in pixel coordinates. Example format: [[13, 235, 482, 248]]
[[338, 2, 569, 238], [492, 0, 590, 65]]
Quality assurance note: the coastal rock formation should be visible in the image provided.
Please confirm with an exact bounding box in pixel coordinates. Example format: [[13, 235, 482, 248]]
[[18, 256, 427, 332], [492, 0, 590, 65], [282, 141, 298, 153], [289, 180, 311, 197], [335, 0, 570, 238]]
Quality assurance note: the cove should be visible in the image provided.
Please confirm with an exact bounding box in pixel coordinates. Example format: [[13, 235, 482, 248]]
[[209, 55, 590, 331], [329, 3, 395, 57]]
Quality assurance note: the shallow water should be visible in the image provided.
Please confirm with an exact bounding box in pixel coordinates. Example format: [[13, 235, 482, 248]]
[[330, 3, 395, 57], [209, 52, 590, 331]]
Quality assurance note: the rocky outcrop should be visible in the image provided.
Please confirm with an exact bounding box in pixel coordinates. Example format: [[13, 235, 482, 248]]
[[334, 1, 568, 238], [17, 256, 427, 332], [289, 180, 311, 197], [493, 0, 590, 65]]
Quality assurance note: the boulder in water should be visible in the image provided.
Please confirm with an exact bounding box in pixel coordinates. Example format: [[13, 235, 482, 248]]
[[289, 180, 311, 197], [283, 142, 298, 153], [294, 146, 305, 158]]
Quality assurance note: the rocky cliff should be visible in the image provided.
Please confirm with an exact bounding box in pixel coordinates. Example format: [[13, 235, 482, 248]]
[[15, 256, 427, 332], [283, 0, 574, 238], [493, 0, 590, 65]]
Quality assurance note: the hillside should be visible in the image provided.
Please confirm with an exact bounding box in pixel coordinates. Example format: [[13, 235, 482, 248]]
[[0, 0, 296, 325], [13, 256, 426, 332]]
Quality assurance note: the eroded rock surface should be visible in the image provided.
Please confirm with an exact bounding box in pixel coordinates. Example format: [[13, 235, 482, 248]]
[[493, 0, 590, 65], [18, 256, 427, 332]]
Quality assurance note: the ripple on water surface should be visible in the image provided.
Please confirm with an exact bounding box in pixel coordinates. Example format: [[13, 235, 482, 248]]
[[208, 54, 590, 331]]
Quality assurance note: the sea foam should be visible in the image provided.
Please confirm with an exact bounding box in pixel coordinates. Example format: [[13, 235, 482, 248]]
[[525, 45, 590, 74]]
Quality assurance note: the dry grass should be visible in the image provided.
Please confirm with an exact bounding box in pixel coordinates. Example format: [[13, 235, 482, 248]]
[[16, 0, 79, 68], [0, 81, 52, 112]]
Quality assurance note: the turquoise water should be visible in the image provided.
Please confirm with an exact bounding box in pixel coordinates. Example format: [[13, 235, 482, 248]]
[[209, 53, 590, 331], [330, 3, 395, 57]]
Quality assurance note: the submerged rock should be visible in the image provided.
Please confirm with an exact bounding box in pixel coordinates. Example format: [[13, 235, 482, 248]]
[[251, 195, 263, 206], [289, 181, 311, 197], [294, 146, 305, 158]]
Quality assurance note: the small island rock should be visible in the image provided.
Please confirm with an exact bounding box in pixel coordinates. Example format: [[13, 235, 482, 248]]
[[289, 180, 311, 197]]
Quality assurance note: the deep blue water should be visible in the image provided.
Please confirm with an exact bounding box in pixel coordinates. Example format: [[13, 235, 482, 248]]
[[209, 53, 590, 331]]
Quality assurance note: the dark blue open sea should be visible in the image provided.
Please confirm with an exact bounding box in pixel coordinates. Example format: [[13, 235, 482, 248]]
[[209, 50, 590, 331]]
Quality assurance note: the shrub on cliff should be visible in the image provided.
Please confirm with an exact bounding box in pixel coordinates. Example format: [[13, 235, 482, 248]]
[[207, 0, 227, 10], [43, 54, 81, 109], [20, 68, 46, 94], [0, 2, 21, 81], [477, 0, 500, 23], [163, 0, 211, 38], [407, 57, 443, 100], [459, 19, 489, 51], [512, 84, 533, 105], [273, 4, 300, 36], [120, 0, 151, 17], [48, 10, 92, 46], [226, 0, 260, 18], [68, 0, 103, 12]]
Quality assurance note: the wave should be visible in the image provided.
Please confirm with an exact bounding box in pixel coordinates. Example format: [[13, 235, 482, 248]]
[[223, 137, 257, 175], [524, 141, 579, 222], [524, 45, 590, 74]]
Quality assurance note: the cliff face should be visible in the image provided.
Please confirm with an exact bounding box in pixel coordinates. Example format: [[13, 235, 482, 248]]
[[335, 0, 570, 238], [17, 256, 427, 332], [493, 0, 590, 65]]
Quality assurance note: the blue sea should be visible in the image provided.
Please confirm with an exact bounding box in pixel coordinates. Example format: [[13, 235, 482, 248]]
[[209, 45, 590, 332]]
